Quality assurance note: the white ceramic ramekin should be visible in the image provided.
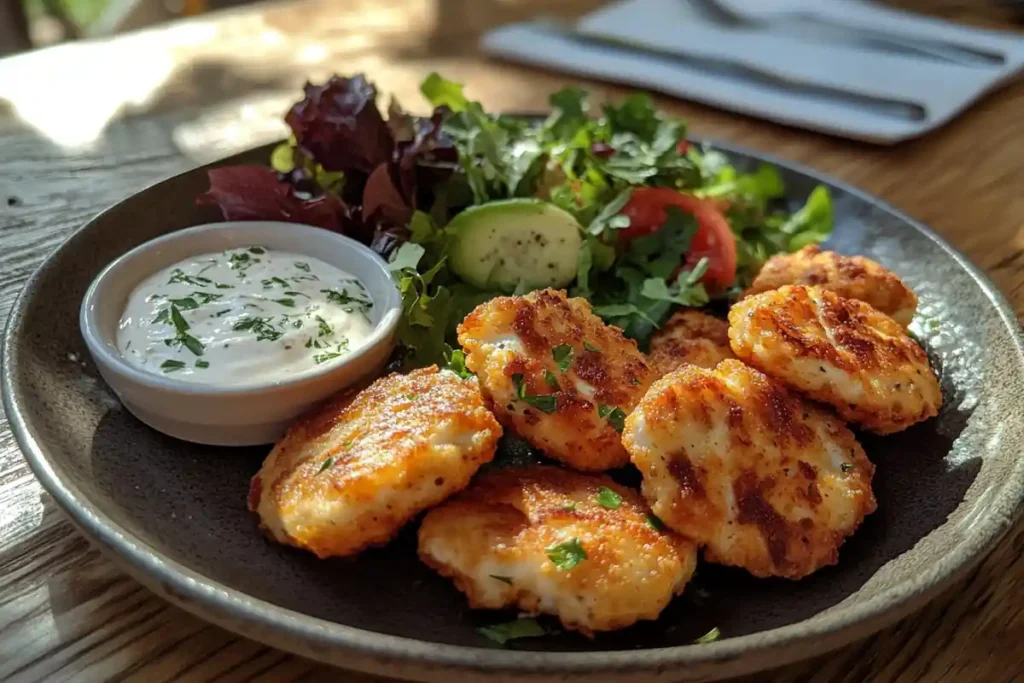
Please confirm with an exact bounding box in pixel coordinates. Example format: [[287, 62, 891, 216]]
[[80, 221, 402, 446]]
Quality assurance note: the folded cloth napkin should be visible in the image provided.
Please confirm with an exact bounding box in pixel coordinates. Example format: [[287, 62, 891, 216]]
[[481, 0, 1024, 143]]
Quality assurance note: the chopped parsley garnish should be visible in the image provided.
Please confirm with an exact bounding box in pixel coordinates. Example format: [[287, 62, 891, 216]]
[[646, 514, 666, 531], [168, 268, 213, 287], [489, 575, 514, 585], [274, 298, 296, 308], [315, 315, 333, 337], [261, 276, 290, 289], [561, 502, 578, 511], [630, 377, 641, 385], [598, 405, 627, 433], [317, 456, 335, 474], [321, 288, 372, 309], [511, 373, 558, 414], [156, 303, 205, 357], [248, 246, 266, 254], [595, 486, 622, 509], [294, 262, 311, 272], [546, 538, 586, 570], [215, 282, 235, 289], [583, 342, 601, 353], [228, 251, 259, 275], [477, 619, 549, 645], [543, 370, 560, 390], [694, 627, 721, 644], [160, 360, 186, 372], [552, 344, 574, 372], [840, 463, 855, 473], [233, 316, 283, 342], [214, 309, 232, 318], [169, 296, 199, 310], [195, 360, 210, 369], [314, 340, 350, 364]]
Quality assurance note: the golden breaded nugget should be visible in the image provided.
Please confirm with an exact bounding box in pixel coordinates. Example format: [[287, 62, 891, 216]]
[[647, 309, 734, 376], [457, 289, 655, 471], [744, 246, 918, 327], [623, 360, 876, 579], [729, 285, 941, 434], [249, 366, 501, 558], [418, 465, 697, 635]]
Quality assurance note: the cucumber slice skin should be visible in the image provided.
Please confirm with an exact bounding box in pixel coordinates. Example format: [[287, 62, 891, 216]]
[[447, 199, 583, 293]]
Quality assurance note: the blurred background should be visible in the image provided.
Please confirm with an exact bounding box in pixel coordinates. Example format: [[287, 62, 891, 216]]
[[1, 0, 1022, 56]]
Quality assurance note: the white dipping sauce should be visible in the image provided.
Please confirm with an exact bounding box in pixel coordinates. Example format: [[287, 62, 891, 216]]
[[117, 246, 375, 385]]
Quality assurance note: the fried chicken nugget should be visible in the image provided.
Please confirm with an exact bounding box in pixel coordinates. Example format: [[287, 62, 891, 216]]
[[729, 285, 941, 435], [249, 366, 501, 558], [623, 360, 877, 579], [744, 246, 918, 327], [647, 309, 734, 376], [457, 289, 655, 471], [418, 465, 697, 635]]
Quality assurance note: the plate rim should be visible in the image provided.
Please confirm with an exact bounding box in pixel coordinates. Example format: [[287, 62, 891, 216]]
[[5, 137, 1024, 680]]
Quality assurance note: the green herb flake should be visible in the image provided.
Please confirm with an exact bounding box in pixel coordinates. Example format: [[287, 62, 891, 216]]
[[561, 502, 578, 511], [552, 344, 574, 372], [169, 304, 189, 335], [294, 262, 311, 272], [543, 370, 560, 390], [511, 373, 559, 414], [195, 360, 210, 369], [583, 342, 601, 353], [248, 246, 266, 255], [840, 463, 854, 473], [546, 538, 586, 570], [169, 296, 199, 311], [646, 514, 666, 531], [274, 298, 296, 308], [321, 288, 373, 309], [317, 456, 335, 474], [477, 618, 549, 645], [181, 334, 205, 356], [489, 575, 514, 585], [693, 627, 721, 644], [160, 359, 186, 372], [153, 309, 171, 325], [595, 486, 622, 509], [597, 405, 627, 433]]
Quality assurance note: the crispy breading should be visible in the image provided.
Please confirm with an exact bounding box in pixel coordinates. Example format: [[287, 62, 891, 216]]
[[729, 285, 941, 434], [457, 289, 655, 471], [623, 360, 876, 579], [418, 465, 697, 635], [647, 309, 734, 376], [248, 366, 501, 559], [744, 246, 918, 327]]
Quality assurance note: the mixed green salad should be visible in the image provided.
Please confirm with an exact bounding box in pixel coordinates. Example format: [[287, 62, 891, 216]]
[[199, 73, 833, 369]]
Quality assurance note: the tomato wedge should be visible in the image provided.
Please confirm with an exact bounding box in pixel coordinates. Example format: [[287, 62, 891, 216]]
[[618, 187, 737, 290]]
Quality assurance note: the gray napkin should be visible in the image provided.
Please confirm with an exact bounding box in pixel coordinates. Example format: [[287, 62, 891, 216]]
[[481, 0, 1024, 143]]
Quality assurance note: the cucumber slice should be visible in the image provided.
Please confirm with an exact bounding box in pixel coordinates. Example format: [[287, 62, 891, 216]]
[[447, 199, 583, 292]]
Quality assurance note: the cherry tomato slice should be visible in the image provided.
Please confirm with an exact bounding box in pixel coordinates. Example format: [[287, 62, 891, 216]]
[[619, 188, 737, 290]]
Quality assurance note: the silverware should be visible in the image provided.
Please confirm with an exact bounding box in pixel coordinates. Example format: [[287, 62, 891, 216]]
[[536, 21, 928, 121], [700, 0, 1007, 66]]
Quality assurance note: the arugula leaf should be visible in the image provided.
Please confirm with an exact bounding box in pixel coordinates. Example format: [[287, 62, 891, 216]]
[[782, 186, 833, 250], [444, 346, 473, 379], [586, 188, 633, 236]]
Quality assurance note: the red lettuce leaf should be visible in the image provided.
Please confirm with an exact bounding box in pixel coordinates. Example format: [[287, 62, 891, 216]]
[[197, 166, 347, 230], [285, 75, 393, 174]]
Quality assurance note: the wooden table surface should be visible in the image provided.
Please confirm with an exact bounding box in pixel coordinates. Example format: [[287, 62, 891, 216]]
[[1, 1, 1022, 681]]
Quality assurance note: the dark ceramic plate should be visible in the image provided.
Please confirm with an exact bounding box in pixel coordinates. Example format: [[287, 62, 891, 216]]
[[4, 140, 1024, 683]]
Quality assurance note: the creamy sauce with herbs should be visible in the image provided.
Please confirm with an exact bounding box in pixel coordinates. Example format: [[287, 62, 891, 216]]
[[117, 246, 375, 385]]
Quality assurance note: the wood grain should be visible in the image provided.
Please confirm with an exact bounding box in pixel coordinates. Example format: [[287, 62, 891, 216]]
[[1, 1, 1022, 681]]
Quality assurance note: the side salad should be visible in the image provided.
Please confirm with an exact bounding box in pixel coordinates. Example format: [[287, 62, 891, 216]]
[[199, 73, 833, 369]]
